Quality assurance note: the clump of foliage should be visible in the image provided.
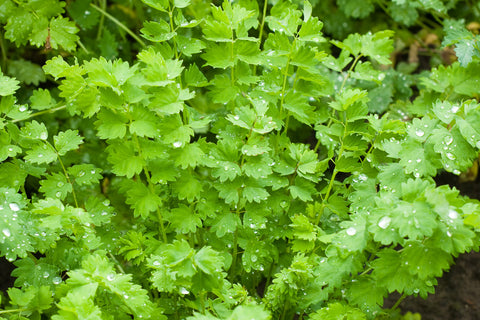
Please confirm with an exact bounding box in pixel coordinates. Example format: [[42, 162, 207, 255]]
[[1, 0, 480, 319]]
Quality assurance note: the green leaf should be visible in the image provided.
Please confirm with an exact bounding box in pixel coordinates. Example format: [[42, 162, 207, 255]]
[[54, 129, 83, 155], [68, 164, 103, 186], [7, 59, 46, 86], [0, 72, 20, 96], [166, 204, 202, 234], [49, 16, 79, 51], [106, 141, 145, 178], [141, 20, 175, 42], [120, 180, 162, 218]]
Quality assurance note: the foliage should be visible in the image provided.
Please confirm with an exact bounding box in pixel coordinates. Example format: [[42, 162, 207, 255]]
[[1, 0, 480, 319]]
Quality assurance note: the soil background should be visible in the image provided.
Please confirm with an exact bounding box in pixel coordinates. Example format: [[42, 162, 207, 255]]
[[388, 172, 480, 320]]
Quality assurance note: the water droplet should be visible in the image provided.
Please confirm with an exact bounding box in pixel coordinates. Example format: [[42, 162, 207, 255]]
[[346, 227, 357, 236], [233, 115, 240, 120], [153, 260, 161, 266], [2, 229, 11, 237], [40, 132, 48, 140], [415, 129, 425, 137], [251, 254, 258, 262], [52, 276, 62, 285], [173, 141, 182, 148], [78, 171, 85, 177], [446, 230, 452, 237], [107, 274, 115, 281], [38, 153, 43, 158], [358, 173, 367, 181], [55, 192, 62, 198], [123, 294, 129, 299], [446, 152, 456, 160], [448, 209, 458, 219], [378, 216, 391, 229], [180, 287, 189, 295], [9, 203, 20, 211], [444, 135, 453, 145], [43, 271, 50, 278]]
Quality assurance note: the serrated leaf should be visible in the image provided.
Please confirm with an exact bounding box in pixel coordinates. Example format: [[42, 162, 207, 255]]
[[0, 73, 20, 96], [54, 129, 83, 155]]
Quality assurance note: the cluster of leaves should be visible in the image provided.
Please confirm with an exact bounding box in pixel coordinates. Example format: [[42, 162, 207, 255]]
[[1, 0, 480, 319]]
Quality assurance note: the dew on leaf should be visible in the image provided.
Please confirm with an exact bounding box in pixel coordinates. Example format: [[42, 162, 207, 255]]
[[415, 129, 425, 137], [448, 209, 458, 219], [378, 216, 391, 229], [2, 228, 11, 237], [9, 203, 20, 211], [346, 227, 357, 236], [180, 287, 189, 295], [173, 141, 182, 148]]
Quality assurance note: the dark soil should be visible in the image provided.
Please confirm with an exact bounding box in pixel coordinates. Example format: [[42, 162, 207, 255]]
[[392, 172, 480, 320]]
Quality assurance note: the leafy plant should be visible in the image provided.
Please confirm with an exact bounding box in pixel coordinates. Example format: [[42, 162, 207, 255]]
[[1, 0, 480, 319]]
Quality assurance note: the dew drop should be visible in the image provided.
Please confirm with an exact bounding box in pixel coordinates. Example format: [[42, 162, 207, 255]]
[[448, 209, 458, 219], [233, 115, 240, 120], [19, 105, 27, 112], [52, 276, 62, 285], [40, 132, 48, 140], [446, 152, 456, 160], [173, 141, 182, 148], [107, 274, 115, 281], [251, 254, 258, 262], [378, 216, 391, 229], [9, 203, 20, 211], [346, 227, 357, 236], [415, 129, 425, 137], [180, 287, 189, 295], [2, 228, 11, 237], [78, 171, 85, 177]]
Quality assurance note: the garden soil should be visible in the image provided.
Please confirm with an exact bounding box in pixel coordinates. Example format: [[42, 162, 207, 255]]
[[391, 172, 480, 320]]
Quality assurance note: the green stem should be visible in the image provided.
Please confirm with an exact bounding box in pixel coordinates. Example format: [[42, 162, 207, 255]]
[[90, 3, 146, 47], [391, 293, 407, 310], [109, 252, 126, 274], [95, 0, 106, 40], [11, 105, 67, 124], [253, 0, 268, 76], [131, 132, 168, 242], [77, 39, 89, 54], [0, 308, 27, 315], [339, 54, 362, 93], [168, 7, 179, 59], [47, 141, 79, 207], [229, 210, 240, 280], [0, 30, 7, 72]]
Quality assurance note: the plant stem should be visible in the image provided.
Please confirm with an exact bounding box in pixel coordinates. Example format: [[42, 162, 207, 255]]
[[253, 0, 268, 76], [11, 105, 67, 123], [47, 141, 79, 208], [0, 30, 7, 72], [391, 293, 407, 310], [95, 0, 107, 40], [90, 3, 146, 48]]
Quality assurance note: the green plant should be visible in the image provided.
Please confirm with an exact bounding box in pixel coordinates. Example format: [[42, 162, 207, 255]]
[[1, 0, 480, 319]]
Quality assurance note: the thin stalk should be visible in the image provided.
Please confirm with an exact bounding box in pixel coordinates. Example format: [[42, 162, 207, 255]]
[[95, 0, 107, 40], [109, 252, 126, 274], [0, 309, 27, 315], [90, 3, 146, 47], [11, 105, 67, 123], [47, 141, 79, 207], [391, 293, 407, 310], [339, 54, 362, 93], [253, 0, 268, 76], [131, 132, 168, 242], [76, 39, 89, 54], [168, 6, 179, 59], [229, 209, 240, 280], [0, 30, 7, 72]]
